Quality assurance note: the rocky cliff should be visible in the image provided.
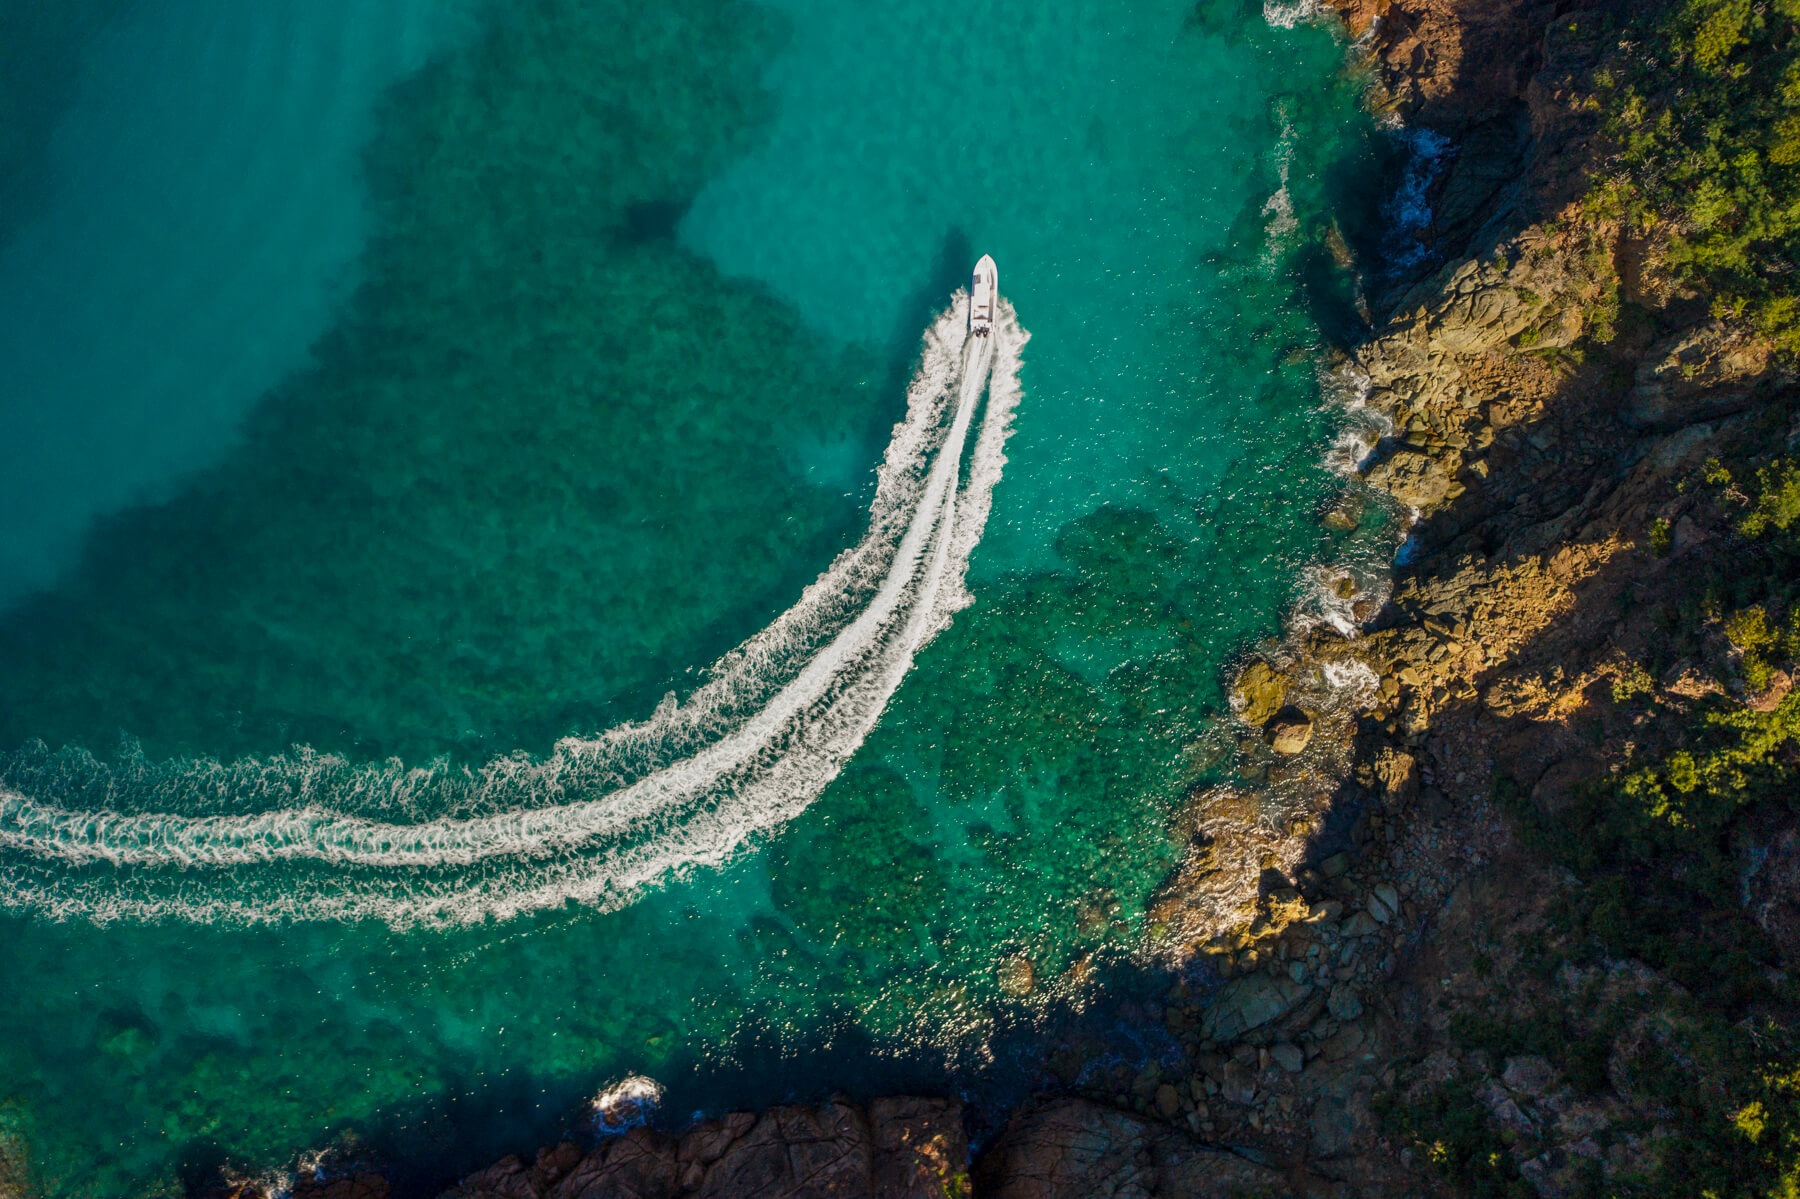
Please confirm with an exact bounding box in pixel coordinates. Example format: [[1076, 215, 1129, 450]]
[[997, 0, 1800, 1190], [1164, 0, 1800, 1193]]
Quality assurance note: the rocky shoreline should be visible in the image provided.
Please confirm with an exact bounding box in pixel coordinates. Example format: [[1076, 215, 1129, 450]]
[[208, 1, 1800, 1196], [1137, 0, 1798, 1193]]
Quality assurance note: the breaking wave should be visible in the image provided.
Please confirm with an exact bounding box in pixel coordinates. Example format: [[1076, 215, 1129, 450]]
[[0, 296, 1027, 926], [1381, 125, 1453, 273], [1262, 0, 1319, 31], [1319, 362, 1394, 478], [1260, 104, 1300, 268]]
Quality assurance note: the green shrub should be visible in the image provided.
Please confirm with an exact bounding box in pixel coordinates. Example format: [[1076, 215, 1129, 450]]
[[1725, 604, 1782, 690], [1601, 691, 1800, 859], [1612, 658, 1658, 702], [1375, 1081, 1537, 1199], [1725, 605, 1780, 653], [1593, 0, 1800, 351], [1739, 459, 1800, 536]]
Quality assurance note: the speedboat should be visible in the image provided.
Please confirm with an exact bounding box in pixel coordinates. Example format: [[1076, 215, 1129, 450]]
[[969, 255, 997, 337]]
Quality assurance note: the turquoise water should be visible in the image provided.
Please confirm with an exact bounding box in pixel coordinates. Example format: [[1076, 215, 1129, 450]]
[[0, 0, 479, 603], [0, 0, 1387, 1193]]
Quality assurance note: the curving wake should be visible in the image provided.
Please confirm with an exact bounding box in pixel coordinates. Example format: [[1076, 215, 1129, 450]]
[[0, 290, 1027, 925]]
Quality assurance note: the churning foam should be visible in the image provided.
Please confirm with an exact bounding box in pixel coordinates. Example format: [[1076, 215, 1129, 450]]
[[1262, 0, 1319, 30], [0, 297, 1028, 926]]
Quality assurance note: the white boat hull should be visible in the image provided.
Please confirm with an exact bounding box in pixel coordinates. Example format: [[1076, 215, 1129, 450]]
[[969, 254, 997, 336]]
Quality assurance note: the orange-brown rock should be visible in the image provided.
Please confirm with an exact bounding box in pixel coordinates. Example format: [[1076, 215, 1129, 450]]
[[1267, 710, 1315, 755], [438, 1098, 968, 1199], [1623, 319, 1773, 430], [1320, 0, 1560, 130]]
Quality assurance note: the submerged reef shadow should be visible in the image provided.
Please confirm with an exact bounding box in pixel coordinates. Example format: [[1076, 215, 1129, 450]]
[[178, 948, 1198, 1199], [0, 3, 1427, 1195], [0, 0, 889, 771], [0, 0, 135, 252]]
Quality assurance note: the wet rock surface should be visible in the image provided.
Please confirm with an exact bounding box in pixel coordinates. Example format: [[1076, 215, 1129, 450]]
[[1233, 661, 1292, 727]]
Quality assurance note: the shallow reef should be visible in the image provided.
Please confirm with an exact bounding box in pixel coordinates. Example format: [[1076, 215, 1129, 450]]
[[0, 0, 1395, 1193]]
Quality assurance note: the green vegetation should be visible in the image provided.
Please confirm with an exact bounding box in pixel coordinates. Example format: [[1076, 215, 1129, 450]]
[[1377, 1081, 1539, 1199], [1593, 695, 1798, 868], [1590, 0, 1800, 349], [1526, 466, 1799, 982], [1612, 657, 1658, 703], [1716, 455, 1800, 687], [1529, 458, 1800, 911], [1379, 6, 1800, 1192], [1467, 445, 1800, 1195], [1740, 459, 1800, 536]]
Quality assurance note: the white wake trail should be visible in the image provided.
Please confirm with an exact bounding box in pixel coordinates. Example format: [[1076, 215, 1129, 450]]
[[0, 295, 1027, 925]]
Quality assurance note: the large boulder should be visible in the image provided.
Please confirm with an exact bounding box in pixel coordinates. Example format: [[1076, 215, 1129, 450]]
[[996, 955, 1036, 996], [1321, 491, 1365, 531], [1424, 258, 1570, 355], [1232, 661, 1290, 727], [438, 1156, 540, 1199], [1372, 747, 1420, 809], [1145, 788, 1288, 949], [867, 1098, 969, 1199], [294, 1175, 391, 1199], [1430, 117, 1528, 246], [1320, 0, 1563, 130], [1363, 448, 1462, 509], [1266, 707, 1314, 755], [1623, 321, 1772, 430], [1199, 973, 1314, 1041], [975, 1100, 1284, 1199], [438, 1143, 583, 1199], [553, 1128, 680, 1199], [690, 1102, 875, 1199], [1310, 1076, 1375, 1156]]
